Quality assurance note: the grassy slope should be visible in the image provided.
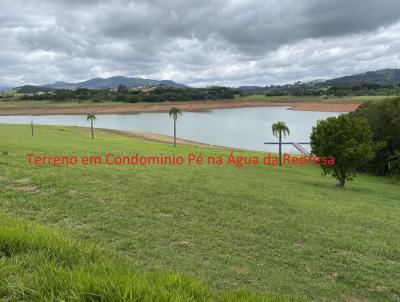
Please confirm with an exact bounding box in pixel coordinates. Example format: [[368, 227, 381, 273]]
[[0, 124, 399, 301], [237, 95, 397, 103], [0, 214, 291, 302]]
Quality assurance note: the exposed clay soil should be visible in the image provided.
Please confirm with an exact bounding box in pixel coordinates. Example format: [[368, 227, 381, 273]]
[[0, 100, 359, 116], [286, 102, 359, 112]]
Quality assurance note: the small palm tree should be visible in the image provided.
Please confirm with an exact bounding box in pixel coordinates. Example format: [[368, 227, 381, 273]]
[[272, 121, 290, 166], [169, 107, 182, 147], [87, 114, 96, 139]]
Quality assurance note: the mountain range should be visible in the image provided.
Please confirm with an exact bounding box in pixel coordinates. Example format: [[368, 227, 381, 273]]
[[46, 69, 400, 90], [2, 68, 400, 91], [239, 68, 400, 91], [324, 68, 400, 85], [42, 76, 186, 89]]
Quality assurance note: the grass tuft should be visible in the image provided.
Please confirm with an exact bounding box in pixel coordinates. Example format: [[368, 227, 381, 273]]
[[0, 214, 294, 301]]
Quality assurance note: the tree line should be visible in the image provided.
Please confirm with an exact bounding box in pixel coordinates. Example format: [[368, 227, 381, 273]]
[[18, 86, 237, 103], [16, 82, 400, 101], [239, 83, 400, 97], [350, 98, 400, 176]]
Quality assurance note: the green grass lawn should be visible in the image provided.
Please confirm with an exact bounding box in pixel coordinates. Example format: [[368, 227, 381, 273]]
[[0, 124, 399, 301], [0, 213, 292, 302]]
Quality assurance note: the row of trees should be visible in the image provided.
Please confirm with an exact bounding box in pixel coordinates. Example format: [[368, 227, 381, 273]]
[[19, 86, 237, 103], [325, 84, 400, 97], [258, 83, 400, 97]]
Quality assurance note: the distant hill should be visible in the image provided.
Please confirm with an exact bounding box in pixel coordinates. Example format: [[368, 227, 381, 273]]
[[9, 68, 400, 93], [325, 69, 400, 85], [43, 76, 187, 89], [16, 85, 53, 93], [239, 69, 400, 92]]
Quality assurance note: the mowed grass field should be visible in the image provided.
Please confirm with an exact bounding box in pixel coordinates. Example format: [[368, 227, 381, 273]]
[[0, 124, 399, 301]]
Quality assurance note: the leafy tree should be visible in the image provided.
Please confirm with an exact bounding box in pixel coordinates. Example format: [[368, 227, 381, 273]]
[[87, 114, 96, 139], [272, 121, 290, 166], [310, 114, 374, 187], [351, 98, 400, 176], [169, 107, 182, 147]]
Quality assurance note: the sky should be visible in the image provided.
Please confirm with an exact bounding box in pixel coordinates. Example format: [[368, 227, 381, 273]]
[[1, 0, 400, 87]]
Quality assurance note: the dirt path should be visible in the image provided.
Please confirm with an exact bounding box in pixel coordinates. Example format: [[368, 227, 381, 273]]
[[0, 100, 359, 115]]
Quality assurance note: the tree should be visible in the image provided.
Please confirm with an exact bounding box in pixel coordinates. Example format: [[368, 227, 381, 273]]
[[350, 98, 400, 176], [117, 85, 129, 94], [310, 114, 374, 187], [272, 121, 290, 166], [87, 114, 96, 139], [169, 107, 182, 147]]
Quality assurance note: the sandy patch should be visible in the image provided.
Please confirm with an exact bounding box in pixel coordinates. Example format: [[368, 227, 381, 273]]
[[101, 128, 229, 149], [287, 102, 360, 112]]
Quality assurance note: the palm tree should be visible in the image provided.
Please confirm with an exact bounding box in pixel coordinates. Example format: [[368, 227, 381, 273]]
[[169, 107, 182, 147], [87, 114, 96, 139], [272, 121, 290, 166]]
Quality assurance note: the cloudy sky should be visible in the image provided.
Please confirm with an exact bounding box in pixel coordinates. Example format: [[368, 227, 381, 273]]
[[1, 0, 400, 87]]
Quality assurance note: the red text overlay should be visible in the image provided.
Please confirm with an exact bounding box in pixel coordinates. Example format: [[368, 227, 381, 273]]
[[26, 152, 334, 168]]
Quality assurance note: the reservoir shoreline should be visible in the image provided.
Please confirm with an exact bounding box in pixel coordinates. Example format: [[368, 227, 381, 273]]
[[0, 100, 359, 116], [0, 106, 344, 152]]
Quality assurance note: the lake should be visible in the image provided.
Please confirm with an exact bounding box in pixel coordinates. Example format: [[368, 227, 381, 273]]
[[0, 106, 343, 153]]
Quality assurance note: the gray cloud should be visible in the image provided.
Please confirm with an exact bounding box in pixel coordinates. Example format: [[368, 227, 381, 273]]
[[1, 0, 400, 86]]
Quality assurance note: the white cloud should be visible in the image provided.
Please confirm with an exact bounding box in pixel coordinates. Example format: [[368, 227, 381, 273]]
[[0, 0, 399, 86]]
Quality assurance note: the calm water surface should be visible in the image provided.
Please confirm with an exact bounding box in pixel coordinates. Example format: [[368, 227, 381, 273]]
[[0, 107, 342, 153]]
